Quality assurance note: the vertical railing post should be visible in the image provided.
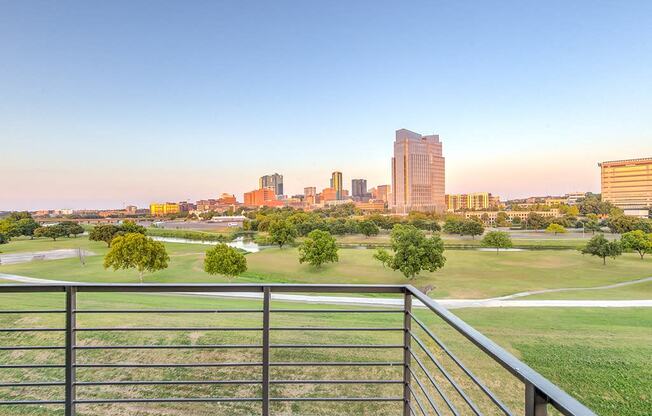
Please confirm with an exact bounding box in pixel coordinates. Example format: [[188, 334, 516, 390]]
[[65, 286, 76, 416], [262, 287, 270, 416], [403, 290, 412, 416], [525, 382, 548, 416]]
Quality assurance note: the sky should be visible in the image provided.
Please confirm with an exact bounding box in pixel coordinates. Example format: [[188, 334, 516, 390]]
[[1, 0, 651, 210]]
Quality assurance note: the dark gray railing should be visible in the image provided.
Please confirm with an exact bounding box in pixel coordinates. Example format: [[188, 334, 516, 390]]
[[0, 283, 597, 415]]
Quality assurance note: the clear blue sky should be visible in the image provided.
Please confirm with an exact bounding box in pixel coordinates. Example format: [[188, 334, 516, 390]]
[[1, 0, 651, 210]]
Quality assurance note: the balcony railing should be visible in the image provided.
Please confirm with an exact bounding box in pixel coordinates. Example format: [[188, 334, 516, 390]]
[[0, 283, 596, 415]]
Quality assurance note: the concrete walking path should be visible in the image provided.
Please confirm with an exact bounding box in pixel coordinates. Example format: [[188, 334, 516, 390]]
[[1, 274, 650, 309]]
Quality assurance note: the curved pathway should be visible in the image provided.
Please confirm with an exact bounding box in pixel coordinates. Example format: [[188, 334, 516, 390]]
[[1, 273, 650, 309], [491, 276, 652, 300]]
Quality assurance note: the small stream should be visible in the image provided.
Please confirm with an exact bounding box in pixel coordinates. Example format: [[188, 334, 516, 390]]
[[150, 236, 262, 253]]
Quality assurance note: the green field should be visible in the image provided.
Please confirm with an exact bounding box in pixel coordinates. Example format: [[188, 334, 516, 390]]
[[2, 236, 651, 299], [0, 291, 648, 416], [1, 235, 651, 415]]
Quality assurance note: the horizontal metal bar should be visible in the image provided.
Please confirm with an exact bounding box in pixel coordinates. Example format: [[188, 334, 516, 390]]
[[76, 380, 261, 386], [270, 309, 402, 313], [0, 346, 64, 351], [0, 285, 67, 293], [75, 309, 263, 314], [406, 286, 596, 416], [74, 397, 262, 404], [74, 344, 261, 350], [0, 364, 65, 369], [0, 400, 65, 405], [270, 327, 403, 331], [409, 311, 512, 416], [0, 382, 64, 387], [270, 380, 403, 384], [0, 283, 405, 294], [269, 397, 403, 402], [0, 310, 65, 314], [76, 362, 261, 368], [270, 361, 403, 367], [0, 328, 65, 332], [75, 327, 262, 332], [270, 344, 403, 349]]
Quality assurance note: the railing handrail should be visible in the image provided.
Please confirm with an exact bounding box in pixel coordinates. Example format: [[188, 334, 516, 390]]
[[0, 282, 597, 416], [405, 285, 596, 416]]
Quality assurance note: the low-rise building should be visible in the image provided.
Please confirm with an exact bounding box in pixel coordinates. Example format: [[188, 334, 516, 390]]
[[464, 209, 561, 224], [446, 193, 500, 211], [150, 202, 180, 216], [354, 200, 386, 212], [244, 188, 278, 207]]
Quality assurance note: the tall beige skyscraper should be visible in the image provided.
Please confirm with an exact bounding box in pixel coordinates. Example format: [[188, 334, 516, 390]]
[[599, 157, 652, 209], [391, 129, 445, 213]]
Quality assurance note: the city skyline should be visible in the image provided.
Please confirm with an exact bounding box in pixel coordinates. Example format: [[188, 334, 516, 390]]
[[2, 1, 652, 210]]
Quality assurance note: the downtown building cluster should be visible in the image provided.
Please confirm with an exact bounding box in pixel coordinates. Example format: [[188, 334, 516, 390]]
[[26, 129, 650, 220]]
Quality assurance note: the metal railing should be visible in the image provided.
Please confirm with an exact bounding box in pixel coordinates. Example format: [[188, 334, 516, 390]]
[[0, 283, 597, 415]]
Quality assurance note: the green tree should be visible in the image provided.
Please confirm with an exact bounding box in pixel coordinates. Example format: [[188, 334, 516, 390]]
[[525, 212, 547, 229], [268, 220, 298, 249], [581, 234, 622, 265], [120, 220, 146, 235], [373, 224, 446, 279], [495, 212, 510, 227], [545, 223, 566, 236], [462, 219, 484, 239], [298, 229, 339, 268], [358, 220, 379, 238], [204, 243, 247, 277], [480, 231, 513, 253], [584, 219, 602, 234], [59, 221, 85, 238], [33, 225, 67, 241], [15, 218, 41, 239], [89, 224, 122, 247], [442, 218, 463, 235], [620, 230, 652, 260], [103, 233, 169, 282], [0, 232, 8, 246]]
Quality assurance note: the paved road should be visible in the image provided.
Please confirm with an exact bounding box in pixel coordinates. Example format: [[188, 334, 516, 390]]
[[1, 274, 650, 309], [0, 249, 95, 265]]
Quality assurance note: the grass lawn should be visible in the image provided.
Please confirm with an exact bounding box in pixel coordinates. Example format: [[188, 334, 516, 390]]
[[2, 237, 652, 299], [334, 231, 614, 249], [0, 290, 648, 416]]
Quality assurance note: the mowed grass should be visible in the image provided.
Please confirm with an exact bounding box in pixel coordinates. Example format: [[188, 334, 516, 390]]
[[2, 237, 652, 299], [335, 231, 612, 249], [0, 291, 649, 416]]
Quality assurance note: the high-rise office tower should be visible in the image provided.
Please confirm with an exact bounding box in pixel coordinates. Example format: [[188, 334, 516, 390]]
[[330, 171, 343, 200], [391, 129, 445, 212], [599, 158, 652, 209], [351, 179, 367, 198], [259, 173, 284, 196]]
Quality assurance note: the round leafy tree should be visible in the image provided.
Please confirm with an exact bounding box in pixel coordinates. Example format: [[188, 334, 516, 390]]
[[374, 224, 445, 279], [358, 220, 379, 238], [204, 243, 247, 278], [480, 231, 513, 253], [298, 229, 339, 268], [268, 220, 298, 249], [581, 234, 622, 265], [104, 233, 169, 282], [89, 224, 123, 247]]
